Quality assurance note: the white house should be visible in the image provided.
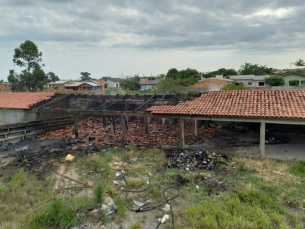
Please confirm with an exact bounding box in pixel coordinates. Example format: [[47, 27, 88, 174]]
[[140, 80, 159, 90], [230, 75, 270, 87], [102, 77, 126, 88]]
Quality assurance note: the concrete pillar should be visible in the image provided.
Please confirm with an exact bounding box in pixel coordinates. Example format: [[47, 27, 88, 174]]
[[162, 118, 166, 124], [121, 115, 126, 144], [103, 116, 107, 128], [195, 120, 204, 136], [195, 120, 199, 136], [144, 117, 149, 134], [74, 116, 79, 139], [180, 119, 185, 148], [260, 121, 266, 159], [147, 117, 151, 123]]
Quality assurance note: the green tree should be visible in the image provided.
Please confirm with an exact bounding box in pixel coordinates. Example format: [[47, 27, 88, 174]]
[[221, 83, 249, 91], [289, 80, 299, 86], [166, 68, 179, 79], [156, 78, 183, 94], [292, 58, 305, 71], [264, 76, 285, 86], [239, 63, 273, 75], [47, 72, 59, 82], [80, 72, 92, 81], [120, 79, 140, 90], [7, 40, 48, 92], [224, 68, 238, 77]]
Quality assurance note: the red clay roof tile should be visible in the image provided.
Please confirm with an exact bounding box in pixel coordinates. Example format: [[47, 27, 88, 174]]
[[0, 92, 55, 109], [147, 90, 305, 119]]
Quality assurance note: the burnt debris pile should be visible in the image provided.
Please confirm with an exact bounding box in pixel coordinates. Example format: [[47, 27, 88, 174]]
[[166, 149, 230, 170]]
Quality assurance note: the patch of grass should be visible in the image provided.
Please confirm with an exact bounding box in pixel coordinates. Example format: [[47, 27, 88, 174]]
[[236, 161, 246, 171], [130, 220, 141, 229], [9, 168, 26, 189], [289, 161, 305, 178], [126, 178, 147, 189], [184, 191, 296, 229], [0, 184, 5, 195], [93, 183, 104, 204], [114, 196, 126, 216]]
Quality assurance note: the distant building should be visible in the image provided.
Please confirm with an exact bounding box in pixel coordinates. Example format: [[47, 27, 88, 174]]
[[190, 77, 232, 91], [230, 75, 269, 87], [46, 81, 68, 88], [64, 80, 105, 91], [102, 77, 126, 88], [276, 72, 305, 86], [0, 83, 11, 92], [140, 80, 159, 90]]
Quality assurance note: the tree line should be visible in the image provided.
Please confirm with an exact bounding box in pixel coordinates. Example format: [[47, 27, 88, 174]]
[[5, 40, 305, 92]]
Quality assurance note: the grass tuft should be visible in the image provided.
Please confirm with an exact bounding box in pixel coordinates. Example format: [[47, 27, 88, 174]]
[[93, 183, 104, 204], [130, 220, 141, 229], [289, 161, 305, 178]]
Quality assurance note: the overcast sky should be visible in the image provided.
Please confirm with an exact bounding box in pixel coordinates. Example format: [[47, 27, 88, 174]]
[[1, 0, 304, 81]]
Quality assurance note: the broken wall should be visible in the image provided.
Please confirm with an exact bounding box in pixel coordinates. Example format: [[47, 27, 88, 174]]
[[0, 109, 42, 125]]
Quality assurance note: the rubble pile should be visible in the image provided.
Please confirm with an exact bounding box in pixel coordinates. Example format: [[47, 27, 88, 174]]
[[39, 117, 217, 148], [167, 149, 228, 170]]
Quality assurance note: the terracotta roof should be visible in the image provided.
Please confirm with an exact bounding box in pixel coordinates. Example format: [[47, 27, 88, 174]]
[[0, 92, 55, 109], [148, 90, 305, 119]]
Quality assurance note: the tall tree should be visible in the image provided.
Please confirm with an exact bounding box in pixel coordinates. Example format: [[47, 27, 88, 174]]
[[47, 72, 60, 82], [8, 40, 48, 92], [80, 72, 92, 81], [292, 58, 305, 70], [239, 63, 273, 75]]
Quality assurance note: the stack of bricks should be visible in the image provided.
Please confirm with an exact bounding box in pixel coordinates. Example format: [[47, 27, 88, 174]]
[[39, 117, 217, 148]]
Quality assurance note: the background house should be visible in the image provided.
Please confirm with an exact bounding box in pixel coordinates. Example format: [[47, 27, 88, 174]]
[[0, 83, 11, 92], [187, 75, 232, 92], [102, 77, 126, 88], [230, 75, 269, 87], [140, 80, 159, 90], [46, 80, 68, 88], [276, 72, 305, 86]]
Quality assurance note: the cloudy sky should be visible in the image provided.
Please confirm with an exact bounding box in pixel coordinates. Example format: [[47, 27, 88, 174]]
[[1, 0, 304, 81]]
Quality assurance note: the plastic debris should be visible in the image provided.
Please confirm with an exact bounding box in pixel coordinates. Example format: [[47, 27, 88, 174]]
[[273, 171, 285, 175], [65, 154, 75, 162], [157, 214, 169, 224], [133, 199, 152, 207], [196, 185, 199, 189], [162, 204, 171, 211]]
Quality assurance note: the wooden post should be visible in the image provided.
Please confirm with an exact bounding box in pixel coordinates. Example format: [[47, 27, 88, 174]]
[[180, 119, 185, 148], [74, 116, 79, 139], [103, 116, 107, 128], [121, 115, 126, 144], [144, 117, 149, 134], [260, 121, 266, 159]]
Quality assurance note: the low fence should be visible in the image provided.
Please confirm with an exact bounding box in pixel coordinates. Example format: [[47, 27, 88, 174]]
[[0, 116, 73, 144]]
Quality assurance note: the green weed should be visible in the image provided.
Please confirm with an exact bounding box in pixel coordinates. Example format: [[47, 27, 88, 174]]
[[130, 220, 141, 229], [114, 196, 126, 216], [289, 161, 305, 178], [93, 183, 104, 204]]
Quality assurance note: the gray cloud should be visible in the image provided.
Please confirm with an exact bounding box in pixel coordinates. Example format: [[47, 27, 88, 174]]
[[1, 0, 305, 80]]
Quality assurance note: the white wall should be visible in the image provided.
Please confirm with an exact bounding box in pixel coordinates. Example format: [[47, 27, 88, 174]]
[[234, 80, 265, 87], [107, 80, 120, 88]]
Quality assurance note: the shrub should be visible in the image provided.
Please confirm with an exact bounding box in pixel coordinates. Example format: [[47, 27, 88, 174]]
[[93, 183, 104, 204], [289, 80, 299, 86], [264, 76, 285, 86]]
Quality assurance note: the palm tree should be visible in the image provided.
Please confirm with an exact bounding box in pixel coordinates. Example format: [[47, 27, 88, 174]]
[[292, 58, 305, 70]]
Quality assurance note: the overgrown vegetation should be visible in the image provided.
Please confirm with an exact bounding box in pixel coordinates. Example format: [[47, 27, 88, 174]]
[[1, 148, 305, 228]]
